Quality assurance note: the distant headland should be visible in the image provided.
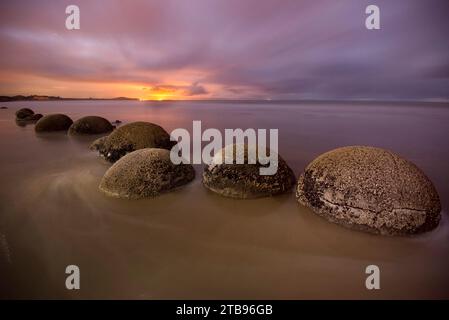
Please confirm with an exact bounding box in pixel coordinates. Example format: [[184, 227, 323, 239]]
[[0, 95, 139, 102]]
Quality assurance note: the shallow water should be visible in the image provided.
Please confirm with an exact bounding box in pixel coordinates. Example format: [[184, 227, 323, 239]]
[[0, 100, 448, 299]]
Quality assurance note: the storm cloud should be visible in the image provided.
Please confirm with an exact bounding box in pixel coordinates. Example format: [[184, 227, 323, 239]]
[[0, 0, 448, 100]]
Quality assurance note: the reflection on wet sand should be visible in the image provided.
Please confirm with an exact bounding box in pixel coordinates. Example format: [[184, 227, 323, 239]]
[[0, 100, 448, 299]]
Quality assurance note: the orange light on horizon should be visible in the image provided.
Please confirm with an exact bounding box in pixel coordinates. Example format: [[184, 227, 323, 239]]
[[141, 87, 180, 101]]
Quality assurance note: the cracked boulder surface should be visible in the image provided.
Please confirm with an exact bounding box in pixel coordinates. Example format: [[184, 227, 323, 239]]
[[69, 116, 114, 135], [94, 121, 176, 162], [296, 146, 441, 236], [99, 148, 195, 199], [203, 143, 296, 199]]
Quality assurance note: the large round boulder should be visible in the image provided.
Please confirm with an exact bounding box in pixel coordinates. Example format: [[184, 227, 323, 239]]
[[35, 114, 73, 132], [99, 148, 195, 199], [96, 121, 175, 162], [15, 108, 34, 119], [296, 146, 441, 236], [202, 143, 296, 199], [69, 116, 114, 135]]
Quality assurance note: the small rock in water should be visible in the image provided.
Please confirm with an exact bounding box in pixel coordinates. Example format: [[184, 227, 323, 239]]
[[95, 121, 176, 162], [112, 120, 122, 124], [0, 106, 8, 109], [296, 146, 441, 236], [69, 116, 114, 135], [202, 143, 296, 199], [35, 114, 73, 132], [99, 148, 195, 199], [15, 108, 34, 119]]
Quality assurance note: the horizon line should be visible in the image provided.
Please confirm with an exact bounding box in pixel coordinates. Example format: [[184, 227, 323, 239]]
[[1, 94, 448, 104]]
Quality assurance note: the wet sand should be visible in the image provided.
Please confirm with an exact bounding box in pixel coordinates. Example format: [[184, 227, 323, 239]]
[[0, 100, 448, 299]]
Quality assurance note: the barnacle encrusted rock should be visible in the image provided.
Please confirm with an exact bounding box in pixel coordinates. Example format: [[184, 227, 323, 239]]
[[99, 148, 195, 199], [296, 146, 441, 236], [95, 121, 175, 162], [35, 114, 73, 132], [202, 143, 296, 199], [69, 116, 114, 135]]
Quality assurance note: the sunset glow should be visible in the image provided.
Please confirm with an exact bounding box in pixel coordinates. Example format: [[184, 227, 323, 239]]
[[0, 0, 448, 101], [1, 0, 449, 302]]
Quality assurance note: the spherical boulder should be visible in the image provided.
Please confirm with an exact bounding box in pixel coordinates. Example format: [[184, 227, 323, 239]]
[[69, 116, 114, 135], [16, 113, 43, 124], [296, 146, 441, 236], [35, 114, 73, 132], [15, 108, 34, 119], [96, 121, 175, 162], [202, 143, 296, 199], [99, 148, 195, 199]]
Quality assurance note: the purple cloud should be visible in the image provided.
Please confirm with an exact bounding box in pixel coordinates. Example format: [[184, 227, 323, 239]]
[[0, 0, 448, 100]]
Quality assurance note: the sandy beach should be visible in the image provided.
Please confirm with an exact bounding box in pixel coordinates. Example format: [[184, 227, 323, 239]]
[[0, 100, 448, 299]]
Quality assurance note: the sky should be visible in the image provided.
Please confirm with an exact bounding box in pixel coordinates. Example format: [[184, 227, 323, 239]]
[[0, 0, 448, 101]]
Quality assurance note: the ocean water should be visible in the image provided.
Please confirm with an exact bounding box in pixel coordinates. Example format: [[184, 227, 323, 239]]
[[0, 100, 448, 299]]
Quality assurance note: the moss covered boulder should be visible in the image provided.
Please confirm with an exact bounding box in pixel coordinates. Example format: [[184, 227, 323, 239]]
[[35, 114, 73, 132], [95, 121, 175, 162], [202, 143, 296, 199], [99, 148, 195, 199], [296, 146, 441, 236], [69, 116, 114, 135]]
